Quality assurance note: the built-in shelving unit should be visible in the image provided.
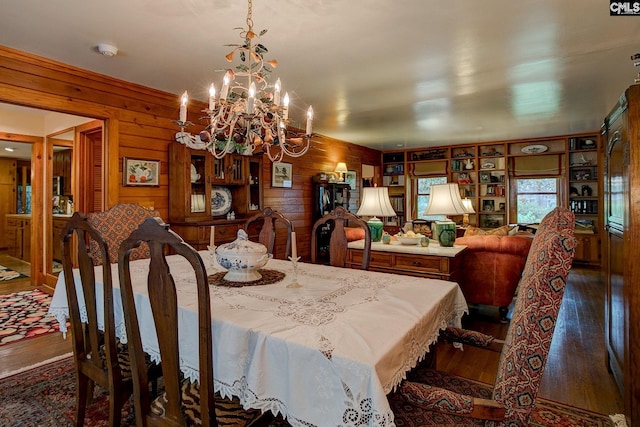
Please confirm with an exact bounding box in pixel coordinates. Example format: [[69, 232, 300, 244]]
[[382, 152, 406, 228], [568, 135, 600, 264], [168, 144, 263, 249], [380, 132, 602, 265], [477, 143, 507, 228]]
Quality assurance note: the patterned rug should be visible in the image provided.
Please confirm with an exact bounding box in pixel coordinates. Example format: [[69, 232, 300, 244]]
[[0, 289, 61, 346], [0, 265, 27, 281], [0, 356, 619, 427], [389, 368, 616, 426]]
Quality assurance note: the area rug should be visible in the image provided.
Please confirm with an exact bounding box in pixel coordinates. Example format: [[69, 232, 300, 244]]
[[0, 289, 61, 346], [389, 368, 616, 426], [0, 264, 27, 281], [0, 356, 618, 427], [0, 355, 134, 426]]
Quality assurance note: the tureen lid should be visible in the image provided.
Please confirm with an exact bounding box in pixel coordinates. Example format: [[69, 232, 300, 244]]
[[216, 229, 267, 255]]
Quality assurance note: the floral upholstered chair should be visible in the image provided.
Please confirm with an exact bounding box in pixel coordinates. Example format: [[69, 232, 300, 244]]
[[86, 203, 161, 265], [390, 207, 576, 426]]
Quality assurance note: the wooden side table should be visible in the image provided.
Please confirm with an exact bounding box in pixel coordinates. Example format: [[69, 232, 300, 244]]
[[346, 240, 467, 282]]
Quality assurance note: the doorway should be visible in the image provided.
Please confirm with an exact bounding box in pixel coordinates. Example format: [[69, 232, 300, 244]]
[[0, 104, 104, 289], [44, 120, 104, 287]]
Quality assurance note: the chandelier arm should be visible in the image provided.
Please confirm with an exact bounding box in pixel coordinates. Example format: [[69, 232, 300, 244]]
[[263, 142, 284, 163]]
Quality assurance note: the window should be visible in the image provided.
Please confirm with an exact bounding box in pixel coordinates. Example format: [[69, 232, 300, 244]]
[[514, 178, 559, 223], [415, 176, 448, 220]]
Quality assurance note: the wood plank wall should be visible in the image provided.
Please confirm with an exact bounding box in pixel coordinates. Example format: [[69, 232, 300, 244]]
[[0, 46, 381, 263]]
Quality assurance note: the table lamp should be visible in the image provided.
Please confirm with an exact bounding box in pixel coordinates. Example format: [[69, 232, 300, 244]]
[[422, 183, 467, 247], [461, 198, 475, 227], [335, 162, 348, 182], [356, 186, 396, 242]]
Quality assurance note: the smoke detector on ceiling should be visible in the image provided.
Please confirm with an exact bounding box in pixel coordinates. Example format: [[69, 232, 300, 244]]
[[97, 43, 118, 57]]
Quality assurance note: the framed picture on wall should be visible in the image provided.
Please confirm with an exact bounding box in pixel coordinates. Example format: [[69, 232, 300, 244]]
[[123, 158, 160, 186], [345, 170, 357, 190], [272, 162, 292, 188]]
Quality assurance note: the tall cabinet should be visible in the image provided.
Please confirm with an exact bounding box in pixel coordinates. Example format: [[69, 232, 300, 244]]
[[312, 180, 350, 263], [602, 84, 640, 426], [168, 144, 262, 248]]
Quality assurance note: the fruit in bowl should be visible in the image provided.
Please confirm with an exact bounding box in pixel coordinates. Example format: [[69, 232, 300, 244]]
[[395, 230, 424, 245]]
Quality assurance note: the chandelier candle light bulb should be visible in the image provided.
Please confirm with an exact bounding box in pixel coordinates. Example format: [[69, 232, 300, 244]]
[[247, 82, 256, 114], [220, 71, 231, 101], [209, 84, 216, 110], [283, 93, 290, 120], [274, 78, 281, 106], [180, 91, 188, 123], [306, 106, 313, 135]]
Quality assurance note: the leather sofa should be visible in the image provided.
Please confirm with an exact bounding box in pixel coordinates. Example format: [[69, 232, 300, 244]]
[[454, 234, 533, 321]]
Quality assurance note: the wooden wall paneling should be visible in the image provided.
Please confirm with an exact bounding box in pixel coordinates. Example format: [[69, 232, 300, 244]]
[[0, 46, 382, 276], [259, 133, 381, 261]]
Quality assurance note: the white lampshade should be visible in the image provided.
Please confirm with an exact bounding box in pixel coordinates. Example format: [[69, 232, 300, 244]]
[[461, 198, 475, 214], [357, 187, 397, 217], [422, 183, 468, 216], [334, 162, 348, 174], [357, 187, 396, 242]]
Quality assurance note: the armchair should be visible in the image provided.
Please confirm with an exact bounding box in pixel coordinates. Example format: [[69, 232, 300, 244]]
[[390, 207, 576, 426]]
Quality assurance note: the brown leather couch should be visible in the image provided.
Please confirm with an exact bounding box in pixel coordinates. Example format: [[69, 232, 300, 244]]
[[455, 234, 533, 321]]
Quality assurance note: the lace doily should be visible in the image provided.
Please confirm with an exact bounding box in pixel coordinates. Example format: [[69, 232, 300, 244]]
[[208, 269, 285, 287]]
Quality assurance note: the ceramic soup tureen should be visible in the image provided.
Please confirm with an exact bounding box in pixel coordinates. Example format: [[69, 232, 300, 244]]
[[215, 229, 272, 282]]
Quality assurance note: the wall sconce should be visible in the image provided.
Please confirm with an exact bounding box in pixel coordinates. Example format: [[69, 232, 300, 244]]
[[335, 162, 348, 182]]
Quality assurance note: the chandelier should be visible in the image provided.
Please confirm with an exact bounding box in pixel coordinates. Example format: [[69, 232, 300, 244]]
[[175, 0, 313, 162]]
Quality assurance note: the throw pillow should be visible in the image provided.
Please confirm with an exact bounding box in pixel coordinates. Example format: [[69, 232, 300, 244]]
[[464, 225, 513, 237]]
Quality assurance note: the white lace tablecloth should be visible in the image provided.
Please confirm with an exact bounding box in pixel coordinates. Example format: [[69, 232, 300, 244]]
[[48, 252, 468, 427]]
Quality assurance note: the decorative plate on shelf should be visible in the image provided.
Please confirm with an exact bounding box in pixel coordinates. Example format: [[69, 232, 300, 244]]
[[211, 186, 232, 216], [521, 144, 548, 154]]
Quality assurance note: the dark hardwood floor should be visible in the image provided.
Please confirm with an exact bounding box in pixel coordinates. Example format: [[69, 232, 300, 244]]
[[436, 266, 623, 415], [0, 254, 623, 416]]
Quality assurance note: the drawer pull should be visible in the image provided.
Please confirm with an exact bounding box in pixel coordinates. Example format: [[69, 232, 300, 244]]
[[413, 261, 422, 267]]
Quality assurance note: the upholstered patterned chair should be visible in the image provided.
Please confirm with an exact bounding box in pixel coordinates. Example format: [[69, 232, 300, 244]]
[[390, 207, 576, 426], [86, 203, 160, 265]]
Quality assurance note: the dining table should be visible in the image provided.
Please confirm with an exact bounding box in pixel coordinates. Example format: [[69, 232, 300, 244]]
[[48, 251, 468, 427]]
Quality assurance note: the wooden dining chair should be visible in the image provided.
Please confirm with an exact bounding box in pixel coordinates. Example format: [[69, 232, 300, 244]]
[[61, 212, 137, 427], [389, 207, 576, 426], [311, 206, 372, 269], [244, 207, 293, 258], [118, 217, 266, 426], [86, 203, 161, 265]]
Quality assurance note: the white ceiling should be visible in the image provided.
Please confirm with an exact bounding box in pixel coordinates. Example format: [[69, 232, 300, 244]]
[[1, 0, 639, 150]]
